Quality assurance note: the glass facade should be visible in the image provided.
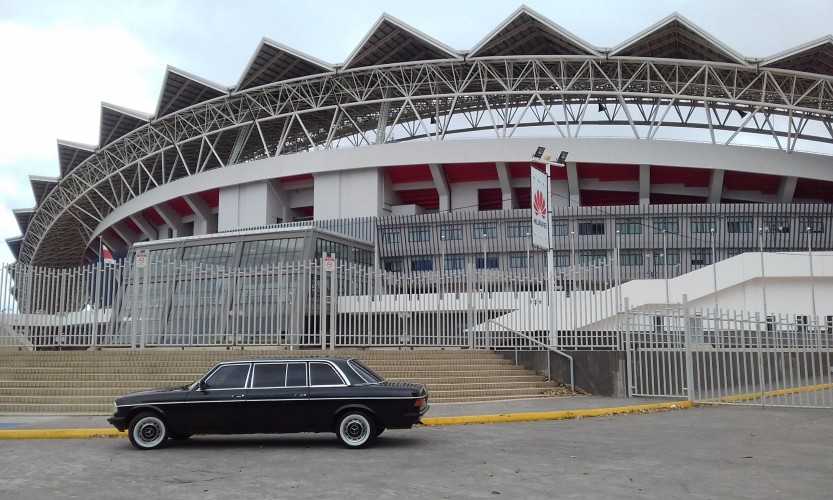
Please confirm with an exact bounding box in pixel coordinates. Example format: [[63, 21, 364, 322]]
[[409, 226, 430, 242], [182, 243, 236, 268], [578, 220, 605, 235], [444, 254, 464, 270], [240, 238, 303, 267], [473, 224, 497, 239]]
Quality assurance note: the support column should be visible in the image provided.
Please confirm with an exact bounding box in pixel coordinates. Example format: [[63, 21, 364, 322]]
[[639, 164, 650, 205]]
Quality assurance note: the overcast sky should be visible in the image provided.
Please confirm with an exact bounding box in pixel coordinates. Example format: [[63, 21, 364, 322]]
[[1, 0, 831, 264]]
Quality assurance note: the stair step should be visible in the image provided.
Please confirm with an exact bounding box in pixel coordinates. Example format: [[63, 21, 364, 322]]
[[0, 349, 572, 413]]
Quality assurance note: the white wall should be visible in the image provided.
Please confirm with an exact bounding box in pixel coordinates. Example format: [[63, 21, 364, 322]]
[[313, 168, 384, 219]]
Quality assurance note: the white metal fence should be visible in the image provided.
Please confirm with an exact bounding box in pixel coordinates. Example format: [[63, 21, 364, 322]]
[[1, 258, 621, 351], [625, 298, 833, 408]]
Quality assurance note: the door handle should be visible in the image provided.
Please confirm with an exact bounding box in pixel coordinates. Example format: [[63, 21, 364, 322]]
[[232, 394, 245, 398], [293, 393, 307, 398]]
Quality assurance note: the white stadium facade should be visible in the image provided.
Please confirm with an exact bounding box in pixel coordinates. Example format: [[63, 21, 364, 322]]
[[3, 6, 833, 329]]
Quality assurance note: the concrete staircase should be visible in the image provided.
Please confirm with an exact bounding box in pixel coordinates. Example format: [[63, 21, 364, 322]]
[[0, 349, 566, 415]]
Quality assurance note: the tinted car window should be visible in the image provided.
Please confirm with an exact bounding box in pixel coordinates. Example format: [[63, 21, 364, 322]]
[[252, 363, 287, 388], [309, 362, 344, 386], [286, 363, 307, 387], [206, 364, 250, 389]]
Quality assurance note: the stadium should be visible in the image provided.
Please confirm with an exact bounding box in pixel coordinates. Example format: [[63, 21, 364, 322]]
[[3, 5, 833, 330]]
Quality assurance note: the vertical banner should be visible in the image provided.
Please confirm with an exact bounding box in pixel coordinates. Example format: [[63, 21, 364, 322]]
[[530, 165, 549, 249]]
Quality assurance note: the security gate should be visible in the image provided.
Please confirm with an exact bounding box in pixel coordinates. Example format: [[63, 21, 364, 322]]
[[625, 299, 833, 408]]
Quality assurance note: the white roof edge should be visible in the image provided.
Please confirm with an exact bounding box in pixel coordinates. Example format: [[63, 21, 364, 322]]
[[609, 12, 749, 66], [101, 101, 152, 121], [56, 139, 96, 151], [760, 35, 833, 67], [12, 207, 35, 214], [342, 13, 463, 70], [29, 175, 59, 184], [469, 5, 601, 57], [5, 235, 23, 243], [165, 65, 230, 93], [232, 37, 336, 90]]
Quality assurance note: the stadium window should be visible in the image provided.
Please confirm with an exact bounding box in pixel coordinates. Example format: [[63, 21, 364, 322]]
[[690, 248, 713, 266], [553, 220, 569, 236], [381, 228, 400, 244], [444, 254, 464, 271], [619, 250, 644, 266], [727, 216, 753, 234], [410, 255, 433, 272], [507, 221, 532, 238], [509, 252, 528, 269], [615, 219, 643, 235], [651, 249, 680, 266], [578, 220, 605, 235], [476, 253, 499, 269], [653, 217, 679, 234], [691, 217, 715, 233], [579, 250, 607, 266], [762, 217, 790, 234], [408, 226, 430, 242], [383, 259, 403, 272], [554, 250, 570, 267], [473, 224, 497, 239], [440, 225, 462, 241], [798, 218, 824, 234]]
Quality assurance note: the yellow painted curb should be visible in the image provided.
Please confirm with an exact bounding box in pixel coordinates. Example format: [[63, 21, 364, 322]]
[[0, 428, 125, 440], [420, 401, 692, 426]]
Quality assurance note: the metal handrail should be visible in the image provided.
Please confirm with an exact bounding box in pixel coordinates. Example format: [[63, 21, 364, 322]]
[[488, 319, 574, 392]]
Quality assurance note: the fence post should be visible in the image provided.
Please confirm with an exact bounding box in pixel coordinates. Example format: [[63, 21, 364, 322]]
[[623, 297, 634, 397], [466, 261, 475, 349], [683, 294, 695, 403], [329, 259, 338, 349]]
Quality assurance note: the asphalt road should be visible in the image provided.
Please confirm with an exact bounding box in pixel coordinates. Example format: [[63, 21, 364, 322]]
[[1, 405, 831, 499]]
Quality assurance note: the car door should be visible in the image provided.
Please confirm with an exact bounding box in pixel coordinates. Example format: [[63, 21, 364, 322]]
[[245, 362, 309, 433], [306, 361, 350, 431], [184, 363, 251, 434]]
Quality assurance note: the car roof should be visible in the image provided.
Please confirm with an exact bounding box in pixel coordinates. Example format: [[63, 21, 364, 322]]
[[215, 356, 354, 365]]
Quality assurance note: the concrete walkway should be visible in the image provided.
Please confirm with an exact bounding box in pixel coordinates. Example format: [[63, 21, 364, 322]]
[[0, 395, 689, 438]]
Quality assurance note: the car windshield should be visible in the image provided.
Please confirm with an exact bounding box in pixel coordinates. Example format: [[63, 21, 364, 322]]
[[349, 359, 385, 384]]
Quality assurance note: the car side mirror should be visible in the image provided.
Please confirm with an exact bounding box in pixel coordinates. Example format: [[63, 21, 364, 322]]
[[198, 380, 207, 392]]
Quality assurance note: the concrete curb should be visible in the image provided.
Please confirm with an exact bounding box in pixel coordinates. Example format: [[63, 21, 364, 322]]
[[0, 428, 125, 440], [0, 402, 692, 440], [420, 401, 692, 426]]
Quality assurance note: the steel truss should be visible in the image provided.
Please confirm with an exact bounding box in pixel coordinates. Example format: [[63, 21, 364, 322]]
[[21, 56, 833, 266]]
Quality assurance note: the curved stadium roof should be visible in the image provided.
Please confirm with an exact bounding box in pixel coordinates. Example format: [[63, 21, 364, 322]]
[[7, 5, 833, 267]]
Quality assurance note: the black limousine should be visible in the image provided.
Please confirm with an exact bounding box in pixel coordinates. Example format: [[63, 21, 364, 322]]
[[107, 357, 429, 450]]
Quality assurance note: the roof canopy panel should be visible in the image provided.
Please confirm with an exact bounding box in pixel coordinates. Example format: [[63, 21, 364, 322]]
[[236, 39, 334, 90], [469, 6, 599, 57], [610, 13, 747, 65], [761, 36, 833, 76], [99, 103, 150, 148], [57, 140, 95, 178], [29, 176, 58, 208], [5, 236, 22, 260], [156, 67, 227, 118], [13, 209, 34, 234], [343, 14, 461, 70]]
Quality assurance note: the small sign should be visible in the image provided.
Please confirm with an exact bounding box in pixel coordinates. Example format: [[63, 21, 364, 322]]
[[323, 256, 336, 272], [135, 250, 148, 268]]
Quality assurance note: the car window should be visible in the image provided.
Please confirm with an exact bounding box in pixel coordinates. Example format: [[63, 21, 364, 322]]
[[206, 364, 250, 389], [252, 363, 287, 388], [309, 362, 344, 386], [286, 363, 307, 387]]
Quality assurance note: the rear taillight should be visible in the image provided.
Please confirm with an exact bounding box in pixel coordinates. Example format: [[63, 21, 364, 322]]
[[414, 397, 426, 408]]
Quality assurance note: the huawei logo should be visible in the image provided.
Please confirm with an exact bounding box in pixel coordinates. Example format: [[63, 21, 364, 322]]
[[533, 190, 547, 217]]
